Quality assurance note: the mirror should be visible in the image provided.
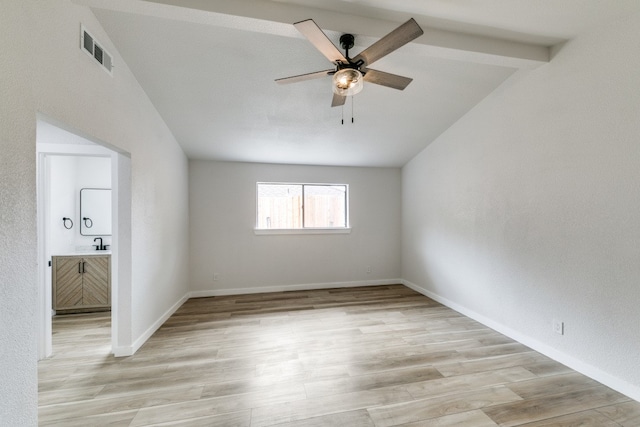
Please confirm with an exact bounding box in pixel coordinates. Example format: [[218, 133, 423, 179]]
[[80, 188, 112, 236]]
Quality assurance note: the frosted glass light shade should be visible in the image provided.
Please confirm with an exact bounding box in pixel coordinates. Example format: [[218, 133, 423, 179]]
[[332, 68, 363, 96]]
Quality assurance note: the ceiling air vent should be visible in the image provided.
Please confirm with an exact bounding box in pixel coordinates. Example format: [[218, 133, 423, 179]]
[[80, 25, 113, 75]]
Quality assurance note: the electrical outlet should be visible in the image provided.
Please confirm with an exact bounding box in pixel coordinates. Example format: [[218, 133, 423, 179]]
[[553, 319, 564, 335], [213, 273, 219, 281], [366, 265, 371, 274]]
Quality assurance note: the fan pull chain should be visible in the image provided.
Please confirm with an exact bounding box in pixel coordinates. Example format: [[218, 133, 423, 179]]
[[352, 96, 355, 123], [340, 98, 356, 125]]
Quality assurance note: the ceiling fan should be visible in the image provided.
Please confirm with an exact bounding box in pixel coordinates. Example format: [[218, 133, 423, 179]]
[[276, 18, 424, 107]]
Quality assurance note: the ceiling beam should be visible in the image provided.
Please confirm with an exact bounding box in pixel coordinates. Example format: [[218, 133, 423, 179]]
[[75, 0, 549, 69]]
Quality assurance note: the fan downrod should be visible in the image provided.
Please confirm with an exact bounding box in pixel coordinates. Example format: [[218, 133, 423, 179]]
[[339, 34, 355, 58]]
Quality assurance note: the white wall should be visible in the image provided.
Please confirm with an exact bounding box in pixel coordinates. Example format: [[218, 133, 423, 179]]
[[402, 11, 640, 400], [48, 155, 112, 255], [189, 161, 401, 293], [29, 1, 190, 353], [49, 156, 78, 254], [1, 1, 189, 421], [0, 2, 38, 424]]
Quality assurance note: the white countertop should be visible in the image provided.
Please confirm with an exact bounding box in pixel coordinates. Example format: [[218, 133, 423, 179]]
[[53, 251, 111, 256]]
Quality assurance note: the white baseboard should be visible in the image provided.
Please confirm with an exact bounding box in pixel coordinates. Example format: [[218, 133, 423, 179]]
[[189, 279, 402, 298], [115, 277, 640, 402], [401, 279, 640, 403], [113, 292, 190, 357], [118, 280, 400, 356]]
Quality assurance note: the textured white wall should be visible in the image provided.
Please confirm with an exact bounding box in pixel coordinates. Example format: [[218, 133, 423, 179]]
[[0, 2, 38, 423], [402, 11, 640, 399], [189, 161, 401, 293], [25, 1, 190, 351], [1, 1, 189, 421]]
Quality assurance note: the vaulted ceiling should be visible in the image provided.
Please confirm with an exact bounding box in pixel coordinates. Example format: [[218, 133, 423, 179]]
[[77, 0, 640, 167]]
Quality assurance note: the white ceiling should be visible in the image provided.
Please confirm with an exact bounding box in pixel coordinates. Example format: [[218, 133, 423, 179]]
[[78, 0, 640, 167]]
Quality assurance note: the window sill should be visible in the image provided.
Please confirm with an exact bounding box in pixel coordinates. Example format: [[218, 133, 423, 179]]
[[254, 228, 351, 235]]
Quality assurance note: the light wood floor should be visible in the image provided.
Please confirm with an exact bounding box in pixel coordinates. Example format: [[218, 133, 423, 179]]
[[39, 285, 640, 426]]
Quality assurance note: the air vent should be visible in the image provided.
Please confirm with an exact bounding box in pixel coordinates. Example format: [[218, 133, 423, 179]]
[[80, 25, 113, 75]]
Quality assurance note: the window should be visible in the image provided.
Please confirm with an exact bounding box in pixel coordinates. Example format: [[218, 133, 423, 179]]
[[256, 182, 349, 232]]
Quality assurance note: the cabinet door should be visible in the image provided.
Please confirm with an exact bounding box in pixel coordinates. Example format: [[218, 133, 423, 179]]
[[82, 256, 110, 306], [53, 257, 83, 309]]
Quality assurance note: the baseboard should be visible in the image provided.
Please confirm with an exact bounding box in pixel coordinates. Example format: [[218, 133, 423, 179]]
[[116, 278, 640, 402], [401, 279, 640, 403], [116, 281, 400, 356], [113, 292, 190, 357], [189, 279, 402, 298]]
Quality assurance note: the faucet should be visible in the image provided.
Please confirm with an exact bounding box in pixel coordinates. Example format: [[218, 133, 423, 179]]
[[93, 237, 109, 251]]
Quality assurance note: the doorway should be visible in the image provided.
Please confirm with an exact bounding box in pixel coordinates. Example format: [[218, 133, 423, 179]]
[[36, 118, 132, 359]]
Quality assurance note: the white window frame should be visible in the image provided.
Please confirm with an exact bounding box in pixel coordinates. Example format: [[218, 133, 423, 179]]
[[255, 182, 351, 235]]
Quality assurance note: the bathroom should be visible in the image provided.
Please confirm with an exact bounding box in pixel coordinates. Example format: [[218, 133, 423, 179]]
[[37, 120, 116, 356], [47, 154, 112, 314]]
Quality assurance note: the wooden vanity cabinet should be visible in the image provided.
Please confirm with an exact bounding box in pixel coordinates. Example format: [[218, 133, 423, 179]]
[[52, 255, 110, 313]]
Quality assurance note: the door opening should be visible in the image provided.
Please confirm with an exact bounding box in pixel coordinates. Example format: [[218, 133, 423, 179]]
[[36, 118, 131, 359]]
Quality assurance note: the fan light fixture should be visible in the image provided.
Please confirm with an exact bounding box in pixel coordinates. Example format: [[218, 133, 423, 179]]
[[332, 68, 363, 97]]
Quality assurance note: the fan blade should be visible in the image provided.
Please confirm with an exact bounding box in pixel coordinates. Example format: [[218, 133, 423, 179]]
[[353, 18, 423, 67], [294, 19, 347, 64], [275, 69, 333, 84], [363, 68, 413, 90], [331, 93, 346, 107]]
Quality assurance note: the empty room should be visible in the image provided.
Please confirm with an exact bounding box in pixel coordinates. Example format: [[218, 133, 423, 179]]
[[2, 1, 640, 425]]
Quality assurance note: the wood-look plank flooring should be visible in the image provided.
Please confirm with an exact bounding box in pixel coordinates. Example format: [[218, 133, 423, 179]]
[[38, 285, 640, 426]]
